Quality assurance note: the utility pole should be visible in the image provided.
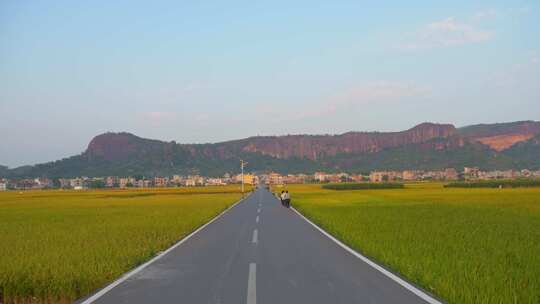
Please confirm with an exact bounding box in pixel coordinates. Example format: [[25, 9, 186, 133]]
[[240, 160, 248, 196]]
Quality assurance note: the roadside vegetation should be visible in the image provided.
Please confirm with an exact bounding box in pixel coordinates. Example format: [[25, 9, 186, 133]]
[[322, 182, 403, 190], [286, 183, 540, 304], [445, 179, 540, 188], [0, 186, 246, 303]]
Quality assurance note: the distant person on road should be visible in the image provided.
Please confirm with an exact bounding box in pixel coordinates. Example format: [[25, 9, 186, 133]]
[[280, 190, 285, 206], [284, 190, 291, 208]]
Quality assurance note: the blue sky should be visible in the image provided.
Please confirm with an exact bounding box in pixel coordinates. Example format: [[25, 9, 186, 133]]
[[1, 0, 539, 167]]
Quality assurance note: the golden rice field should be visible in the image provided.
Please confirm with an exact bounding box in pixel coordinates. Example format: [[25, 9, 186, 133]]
[[0, 186, 247, 303], [281, 183, 540, 304]]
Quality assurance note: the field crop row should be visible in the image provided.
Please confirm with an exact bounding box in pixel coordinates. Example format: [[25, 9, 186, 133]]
[[445, 179, 540, 188], [322, 182, 404, 190]]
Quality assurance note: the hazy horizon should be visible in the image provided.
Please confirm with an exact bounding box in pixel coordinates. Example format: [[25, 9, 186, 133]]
[[1, 1, 539, 167]]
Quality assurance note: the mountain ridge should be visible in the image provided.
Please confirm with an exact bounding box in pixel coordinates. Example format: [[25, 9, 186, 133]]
[[3, 121, 540, 177]]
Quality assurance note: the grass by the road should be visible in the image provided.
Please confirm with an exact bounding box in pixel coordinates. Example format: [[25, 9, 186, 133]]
[[281, 183, 540, 304], [0, 186, 247, 303]]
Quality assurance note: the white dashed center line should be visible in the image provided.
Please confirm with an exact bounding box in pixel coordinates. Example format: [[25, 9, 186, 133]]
[[247, 263, 256, 304], [255, 216, 259, 223], [252, 229, 258, 244]]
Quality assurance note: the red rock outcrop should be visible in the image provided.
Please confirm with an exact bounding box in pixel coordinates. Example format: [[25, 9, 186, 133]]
[[83, 121, 540, 164], [237, 123, 456, 160]]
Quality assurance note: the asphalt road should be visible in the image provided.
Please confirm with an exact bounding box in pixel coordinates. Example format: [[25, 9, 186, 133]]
[[82, 188, 440, 304]]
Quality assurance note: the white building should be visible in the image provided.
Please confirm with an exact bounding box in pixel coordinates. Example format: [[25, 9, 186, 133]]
[[0, 182, 6, 191]]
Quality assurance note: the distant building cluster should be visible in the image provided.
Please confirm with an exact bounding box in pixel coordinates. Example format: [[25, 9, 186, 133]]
[[0, 173, 256, 190], [1, 168, 540, 190]]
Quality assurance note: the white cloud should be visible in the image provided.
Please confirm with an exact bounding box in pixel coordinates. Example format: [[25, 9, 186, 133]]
[[399, 17, 494, 51]]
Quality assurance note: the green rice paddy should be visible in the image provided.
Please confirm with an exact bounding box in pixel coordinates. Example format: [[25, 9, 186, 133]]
[[285, 183, 540, 304], [0, 186, 244, 303]]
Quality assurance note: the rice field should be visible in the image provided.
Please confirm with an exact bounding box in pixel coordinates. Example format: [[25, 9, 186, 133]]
[[0, 186, 246, 303], [283, 183, 540, 304]]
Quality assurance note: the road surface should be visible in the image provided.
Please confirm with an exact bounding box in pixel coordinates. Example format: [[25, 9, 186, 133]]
[[81, 188, 440, 304]]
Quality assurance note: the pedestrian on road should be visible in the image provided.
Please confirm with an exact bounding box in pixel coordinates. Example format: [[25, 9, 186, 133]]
[[280, 190, 285, 206], [284, 190, 291, 208]]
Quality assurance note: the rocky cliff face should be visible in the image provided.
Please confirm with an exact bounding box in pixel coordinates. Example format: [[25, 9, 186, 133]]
[[458, 121, 540, 151], [236, 123, 456, 159], [85, 132, 176, 162], [84, 121, 540, 163], [86, 132, 139, 161]]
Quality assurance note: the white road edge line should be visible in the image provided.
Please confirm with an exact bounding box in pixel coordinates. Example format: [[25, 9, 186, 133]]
[[79, 196, 249, 304], [255, 215, 259, 223], [247, 263, 257, 304], [291, 207, 443, 304], [252, 229, 258, 244], [257, 208, 261, 213]]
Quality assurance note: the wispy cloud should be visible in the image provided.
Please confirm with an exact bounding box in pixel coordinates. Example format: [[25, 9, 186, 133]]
[[259, 82, 430, 121], [490, 52, 540, 88], [399, 17, 494, 51], [182, 82, 215, 92], [471, 9, 499, 22], [141, 111, 177, 121]]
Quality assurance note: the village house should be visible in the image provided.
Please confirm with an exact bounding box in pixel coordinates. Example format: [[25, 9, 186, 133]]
[[235, 174, 255, 185], [268, 172, 283, 185], [119, 178, 129, 188], [350, 174, 367, 182], [222, 173, 233, 184], [136, 179, 152, 188], [283, 174, 308, 184], [370, 171, 402, 182], [478, 169, 521, 180], [193, 175, 206, 186], [106, 176, 119, 188], [69, 178, 85, 190], [136, 179, 144, 188], [463, 167, 480, 180], [369, 172, 384, 182], [444, 168, 459, 180], [154, 177, 169, 187], [206, 178, 226, 186], [326, 174, 341, 183], [331, 172, 350, 183], [402, 170, 423, 181], [171, 175, 183, 186], [521, 169, 531, 177], [58, 178, 71, 189], [33, 178, 53, 189], [118, 177, 136, 188], [184, 178, 196, 187], [313, 172, 328, 182]]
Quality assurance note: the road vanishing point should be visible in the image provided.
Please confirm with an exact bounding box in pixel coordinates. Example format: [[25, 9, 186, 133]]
[[80, 188, 441, 304]]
